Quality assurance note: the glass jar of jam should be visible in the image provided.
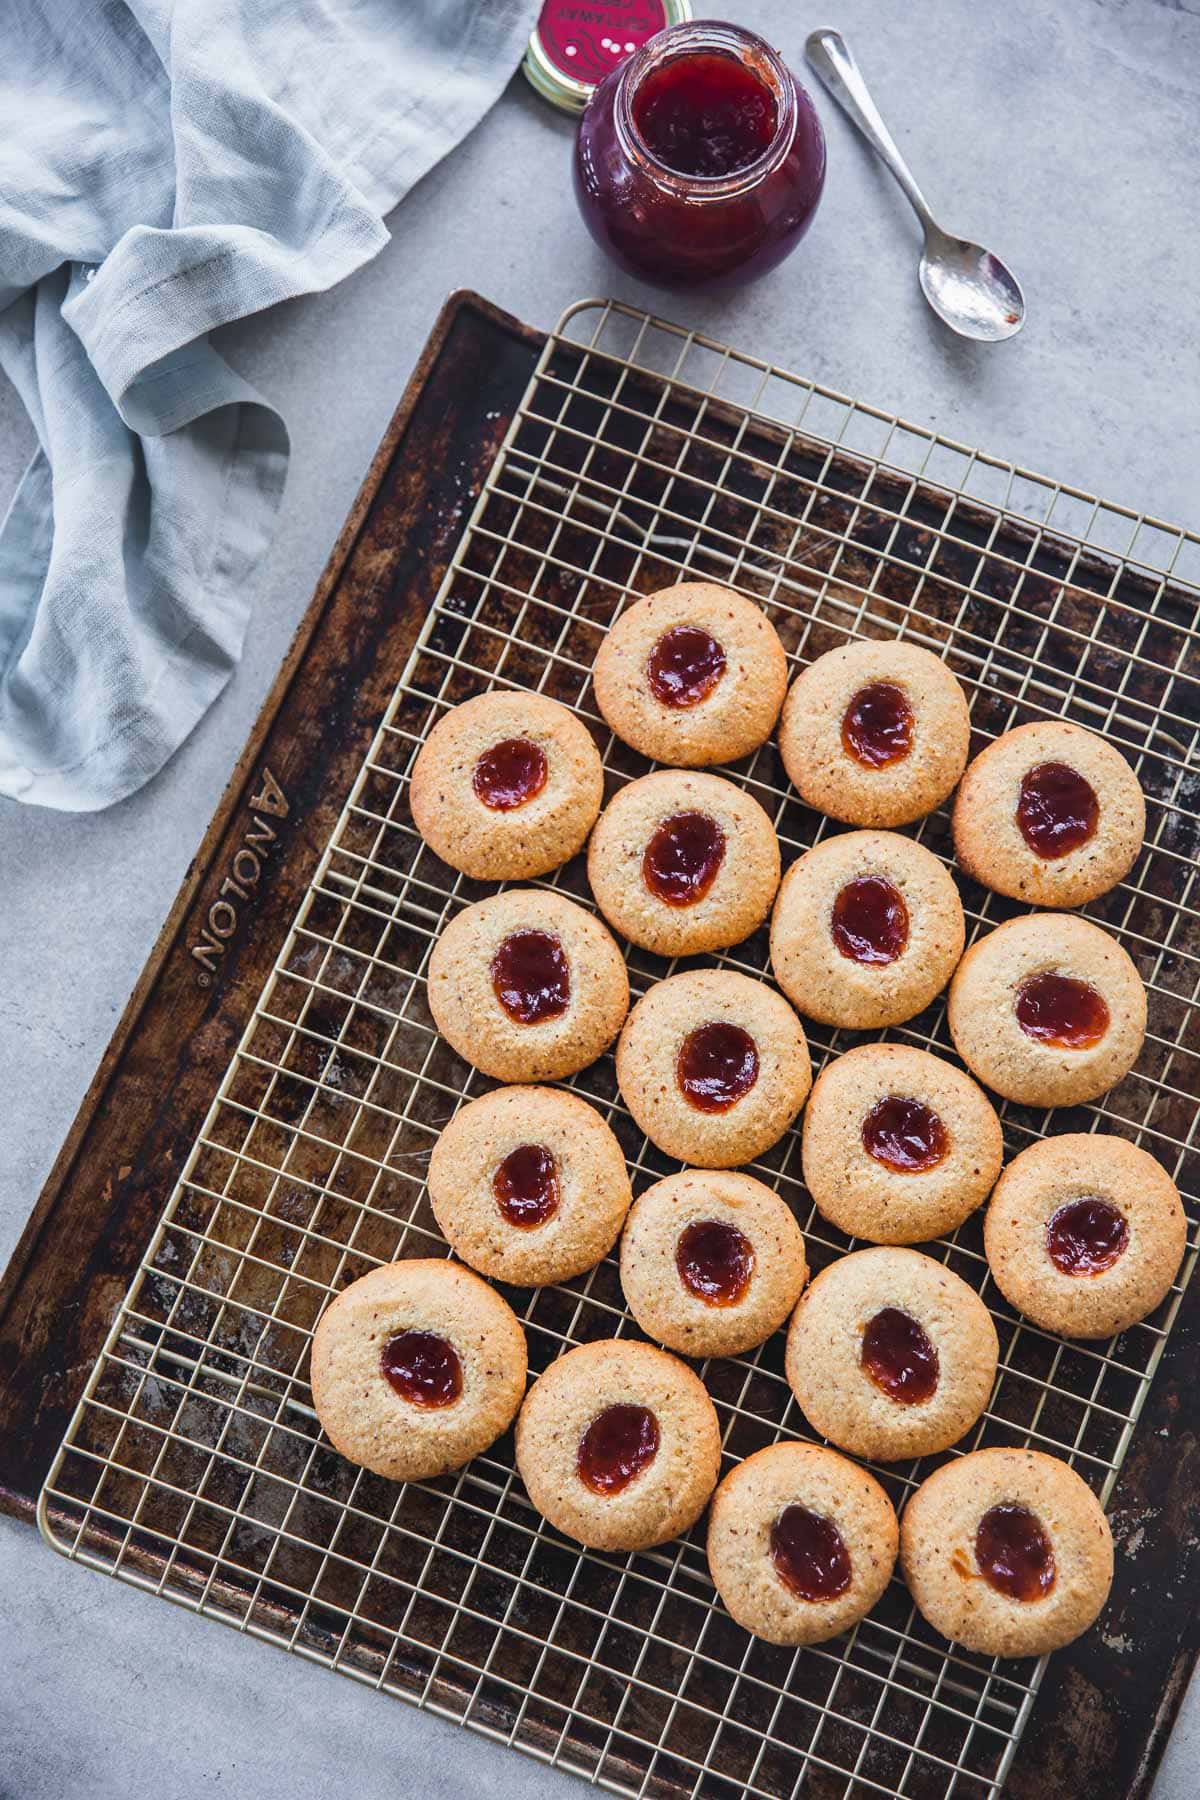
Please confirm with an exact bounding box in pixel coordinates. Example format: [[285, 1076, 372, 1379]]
[[574, 21, 826, 286]]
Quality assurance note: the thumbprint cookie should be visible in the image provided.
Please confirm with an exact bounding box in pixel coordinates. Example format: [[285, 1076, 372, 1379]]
[[409, 690, 603, 880], [619, 1170, 807, 1358], [588, 769, 780, 956], [310, 1260, 527, 1482], [515, 1339, 722, 1551], [901, 1448, 1113, 1656], [953, 720, 1144, 908], [592, 582, 788, 767], [779, 640, 970, 828], [785, 1247, 998, 1461], [427, 889, 629, 1083], [770, 830, 965, 1030]]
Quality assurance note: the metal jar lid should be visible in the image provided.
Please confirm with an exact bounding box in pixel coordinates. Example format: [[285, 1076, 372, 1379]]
[[523, 1, 693, 115]]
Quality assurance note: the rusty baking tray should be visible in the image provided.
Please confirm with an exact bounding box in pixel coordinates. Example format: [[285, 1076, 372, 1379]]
[[4, 292, 1198, 1800]]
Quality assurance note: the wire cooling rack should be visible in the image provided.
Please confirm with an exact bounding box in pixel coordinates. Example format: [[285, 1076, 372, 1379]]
[[41, 298, 1200, 1800]]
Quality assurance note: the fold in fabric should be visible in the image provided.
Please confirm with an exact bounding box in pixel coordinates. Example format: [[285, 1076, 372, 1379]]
[[0, 0, 529, 809]]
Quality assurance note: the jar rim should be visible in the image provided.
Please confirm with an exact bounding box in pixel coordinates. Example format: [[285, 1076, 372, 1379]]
[[614, 21, 797, 196]]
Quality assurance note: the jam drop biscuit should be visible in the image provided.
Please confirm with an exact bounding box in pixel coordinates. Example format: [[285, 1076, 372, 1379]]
[[779, 641, 970, 828], [616, 969, 812, 1168], [901, 1448, 1113, 1656], [310, 1260, 527, 1483], [593, 582, 788, 767], [620, 1170, 807, 1358], [802, 1044, 1003, 1245], [984, 1134, 1185, 1339], [409, 691, 603, 881], [428, 1086, 633, 1288], [785, 1247, 998, 1462], [707, 1443, 897, 1645], [588, 770, 780, 957], [515, 1339, 722, 1551], [947, 913, 1145, 1107], [428, 889, 629, 1083], [770, 830, 965, 1030], [953, 720, 1144, 908]]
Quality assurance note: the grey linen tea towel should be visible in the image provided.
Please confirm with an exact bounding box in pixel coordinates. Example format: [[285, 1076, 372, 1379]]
[[0, 0, 530, 810]]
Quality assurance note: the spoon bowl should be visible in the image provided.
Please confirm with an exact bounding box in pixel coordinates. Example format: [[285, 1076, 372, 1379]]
[[919, 227, 1025, 342]]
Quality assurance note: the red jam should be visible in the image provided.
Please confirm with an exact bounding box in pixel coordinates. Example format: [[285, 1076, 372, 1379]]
[[646, 626, 726, 708], [861, 1308, 940, 1404], [575, 23, 826, 287], [491, 929, 570, 1024], [676, 1218, 755, 1306], [492, 1144, 560, 1228], [577, 1403, 660, 1494], [1015, 972, 1109, 1049], [676, 1021, 759, 1112], [861, 1096, 949, 1174], [380, 1330, 462, 1409], [841, 683, 915, 769], [633, 50, 777, 177], [472, 737, 548, 811], [831, 876, 910, 965], [770, 1505, 853, 1601], [974, 1503, 1056, 1602], [643, 810, 726, 906], [1045, 1197, 1129, 1276], [1016, 762, 1099, 859]]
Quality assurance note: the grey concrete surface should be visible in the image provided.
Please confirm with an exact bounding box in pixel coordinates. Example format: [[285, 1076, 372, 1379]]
[[1, 1, 1197, 1794]]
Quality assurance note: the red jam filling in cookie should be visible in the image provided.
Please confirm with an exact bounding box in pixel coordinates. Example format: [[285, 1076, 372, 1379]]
[[380, 1330, 463, 1408], [770, 1504, 853, 1600], [676, 1022, 760, 1111], [1016, 762, 1099, 859], [860, 1307, 940, 1404], [492, 1144, 560, 1228], [974, 1502, 1056, 1601], [642, 810, 727, 906], [471, 737, 549, 811], [861, 1095, 949, 1173], [1045, 1197, 1129, 1276], [577, 1403, 660, 1494], [1014, 972, 1109, 1049], [841, 681, 915, 768], [675, 1218, 755, 1306], [646, 625, 727, 708], [831, 876, 910, 965], [491, 929, 571, 1024]]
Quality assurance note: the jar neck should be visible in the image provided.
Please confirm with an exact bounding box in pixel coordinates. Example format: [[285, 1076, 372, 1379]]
[[613, 22, 797, 198]]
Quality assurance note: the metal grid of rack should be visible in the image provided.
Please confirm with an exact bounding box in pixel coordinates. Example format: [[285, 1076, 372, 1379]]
[[40, 298, 1200, 1800]]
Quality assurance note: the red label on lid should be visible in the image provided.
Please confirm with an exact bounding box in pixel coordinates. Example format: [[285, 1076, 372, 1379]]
[[537, 3, 669, 87]]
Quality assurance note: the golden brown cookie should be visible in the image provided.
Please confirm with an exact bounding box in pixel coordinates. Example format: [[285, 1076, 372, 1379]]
[[592, 582, 788, 767], [427, 1086, 633, 1288], [779, 640, 970, 828], [900, 1448, 1114, 1656], [616, 969, 812, 1168], [707, 1444, 898, 1645], [984, 1133, 1186, 1339], [785, 1247, 998, 1461], [769, 830, 965, 1029], [619, 1170, 808, 1358], [515, 1339, 722, 1551], [947, 913, 1145, 1107], [587, 769, 780, 957], [409, 691, 603, 880], [953, 721, 1145, 907], [427, 889, 629, 1082], [801, 1044, 1004, 1245], [310, 1260, 527, 1482]]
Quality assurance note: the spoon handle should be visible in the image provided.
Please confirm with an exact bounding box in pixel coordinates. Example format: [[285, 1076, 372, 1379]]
[[805, 30, 935, 231]]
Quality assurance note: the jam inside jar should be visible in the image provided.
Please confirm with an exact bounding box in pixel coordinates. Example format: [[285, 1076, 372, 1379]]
[[574, 22, 826, 286]]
